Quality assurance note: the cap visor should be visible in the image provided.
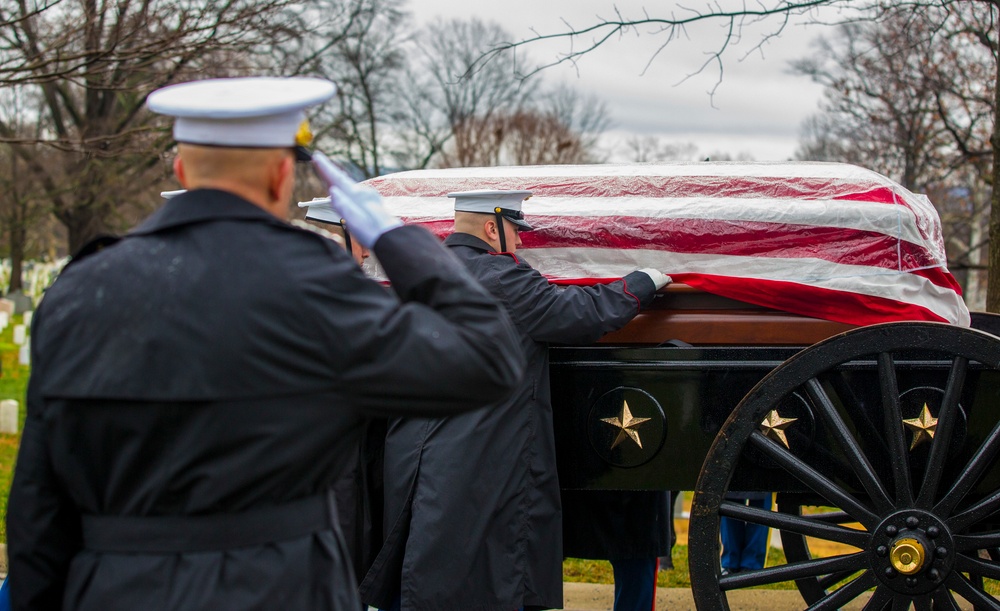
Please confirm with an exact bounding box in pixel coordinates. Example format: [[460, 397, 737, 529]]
[[294, 146, 313, 162], [509, 217, 533, 231]]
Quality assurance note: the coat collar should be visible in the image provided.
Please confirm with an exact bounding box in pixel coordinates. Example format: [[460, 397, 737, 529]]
[[444, 232, 495, 253], [131, 189, 282, 235]]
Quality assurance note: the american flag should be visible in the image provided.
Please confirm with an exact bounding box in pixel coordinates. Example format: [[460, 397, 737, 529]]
[[364, 161, 970, 327]]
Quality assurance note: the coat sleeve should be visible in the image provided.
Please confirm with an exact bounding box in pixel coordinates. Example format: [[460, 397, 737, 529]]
[[7, 314, 82, 610], [486, 257, 657, 345], [302, 225, 525, 416]]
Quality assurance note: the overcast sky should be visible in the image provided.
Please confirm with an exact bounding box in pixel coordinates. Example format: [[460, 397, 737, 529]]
[[404, 0, 837, 162]]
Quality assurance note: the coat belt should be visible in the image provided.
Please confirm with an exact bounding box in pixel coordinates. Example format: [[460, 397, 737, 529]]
[[81, 490, 337, 553]]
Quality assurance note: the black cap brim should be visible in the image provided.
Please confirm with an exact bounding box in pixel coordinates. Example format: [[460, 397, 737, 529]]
[[507, 216, 533, 231], [294, 146, 313, 162], [498, 209, 533, 231]]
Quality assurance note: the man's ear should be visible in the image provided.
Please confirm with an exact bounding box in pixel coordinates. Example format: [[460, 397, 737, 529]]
[[270, 154, 296, 202], [173, 156, 187, 188], [485, 219, 499, 240]]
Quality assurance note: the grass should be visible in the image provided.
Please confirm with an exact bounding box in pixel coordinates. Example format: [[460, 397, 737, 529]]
[[564, 544, 795, 589], [0, 316, 32, 544]]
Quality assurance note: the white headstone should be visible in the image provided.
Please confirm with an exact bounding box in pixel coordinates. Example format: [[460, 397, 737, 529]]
[[12, 325, 25, 345], [22, 311, 32, 327], [18, 344, 29, 366], [0, 312, 8, 331], [0, 400, 18, 434]]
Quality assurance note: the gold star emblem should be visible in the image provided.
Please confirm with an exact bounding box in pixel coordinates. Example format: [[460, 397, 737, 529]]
[[902, 403, 938, 450], [601, 400, 651, 449], [760, 410, 798, 449]]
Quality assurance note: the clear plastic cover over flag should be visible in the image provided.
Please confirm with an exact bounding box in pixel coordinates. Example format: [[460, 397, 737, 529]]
[[364, 161, 971, 327]]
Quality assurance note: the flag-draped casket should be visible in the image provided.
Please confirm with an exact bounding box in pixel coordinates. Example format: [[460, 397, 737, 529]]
[[363, 161, 970, 327]]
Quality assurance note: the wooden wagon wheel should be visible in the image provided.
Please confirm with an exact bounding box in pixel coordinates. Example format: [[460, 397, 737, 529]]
[[689, 321, 1000, 611], [775, 314, 1000, 607]]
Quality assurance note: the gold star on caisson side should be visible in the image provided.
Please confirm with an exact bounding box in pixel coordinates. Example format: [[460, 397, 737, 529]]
[[760, 410, 798, 449], [903, 403, 938, 450], [601, 400, 651, 449]]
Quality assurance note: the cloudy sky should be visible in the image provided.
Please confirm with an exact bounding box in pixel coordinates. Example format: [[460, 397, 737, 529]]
[[405, 0, 838, 162]]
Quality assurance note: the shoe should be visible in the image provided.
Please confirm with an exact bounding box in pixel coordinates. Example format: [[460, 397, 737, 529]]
[[720, 568, 730, 577]]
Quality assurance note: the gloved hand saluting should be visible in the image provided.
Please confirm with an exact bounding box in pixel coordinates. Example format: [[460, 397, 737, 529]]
[[312, 151, 402, 248], [637, 268, 672, 290]]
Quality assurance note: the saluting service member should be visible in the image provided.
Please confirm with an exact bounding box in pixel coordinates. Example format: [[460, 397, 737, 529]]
[[361, 190, 671, 611], [7, 77, 523, 611]]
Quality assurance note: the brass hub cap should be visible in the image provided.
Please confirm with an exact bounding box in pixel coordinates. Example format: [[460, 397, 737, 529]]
[[890, 538, 925, 574]]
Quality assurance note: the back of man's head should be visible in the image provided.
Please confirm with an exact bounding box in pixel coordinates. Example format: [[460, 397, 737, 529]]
[[177, 144, 288, 191]]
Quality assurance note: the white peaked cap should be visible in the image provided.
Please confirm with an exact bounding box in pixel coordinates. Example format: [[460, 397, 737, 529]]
[[160, 189, 186, 199], [449, 189, 533, 230], [147, 77, 336, 148], [297, 197, 343, 225], [448, 189, 532, 214]]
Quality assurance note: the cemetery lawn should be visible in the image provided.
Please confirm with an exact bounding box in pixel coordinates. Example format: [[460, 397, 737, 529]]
[[563, 534, 794, 589]]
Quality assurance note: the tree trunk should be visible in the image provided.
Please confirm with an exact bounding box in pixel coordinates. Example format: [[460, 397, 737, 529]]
[[62, 207, 108, 256], [6, 224, 24, 294]]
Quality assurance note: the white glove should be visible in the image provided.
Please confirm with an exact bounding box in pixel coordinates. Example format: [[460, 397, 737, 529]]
[[637, 268, 672, 290], [312, 152, 402, 248]]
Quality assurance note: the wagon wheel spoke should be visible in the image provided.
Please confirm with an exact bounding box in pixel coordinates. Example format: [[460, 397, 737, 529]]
[[828, 367, 892, 471], [916, 356, 968, 509], [804, 510, 853, 524], [890, 597, 910, 611], [935, 419, 1000, 518], [955, 553, 1000, 581], [954, 533, 1000, 554], [748, 431, 880, 528], [861, 585, 894, 610], [804, 570, 877, 611], [878, 352, 913, 506], [805, 377, 894, 514], [721, 500, 869, 548], [911, 596, 932, 611], [932, 588, 963, 611], [816, 569, 857, 590], [945, 571, 1000, 610], [721, 553, 864, 590], [949, 488, 1000, 534]]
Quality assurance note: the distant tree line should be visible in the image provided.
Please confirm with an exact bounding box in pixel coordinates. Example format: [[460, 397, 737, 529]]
[[2, 0, 995, 312], [792, 5, 993, 310], [0, 0, 610, 295], [472, 0, 998, 311]]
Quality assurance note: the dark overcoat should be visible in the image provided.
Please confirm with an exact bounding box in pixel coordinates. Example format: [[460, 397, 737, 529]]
[[361, 232, 656, 611], [561, 490, 674, 561], [7, 190, 523, 611]]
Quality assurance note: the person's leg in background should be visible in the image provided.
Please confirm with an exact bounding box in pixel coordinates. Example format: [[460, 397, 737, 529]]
[[611, 557, 658, 611], [658, 490, 679, 571], [719, 512, 747, 575], [738, 494, 773, 572]]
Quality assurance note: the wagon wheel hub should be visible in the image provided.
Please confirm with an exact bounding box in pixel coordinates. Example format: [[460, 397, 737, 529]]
[[889, 538, 925, 574], [871, 509, 954, 595]]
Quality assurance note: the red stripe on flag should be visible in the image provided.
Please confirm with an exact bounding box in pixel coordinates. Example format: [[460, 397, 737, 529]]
[[403, 217, 942, 274], [548, 274, 951, 326]]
